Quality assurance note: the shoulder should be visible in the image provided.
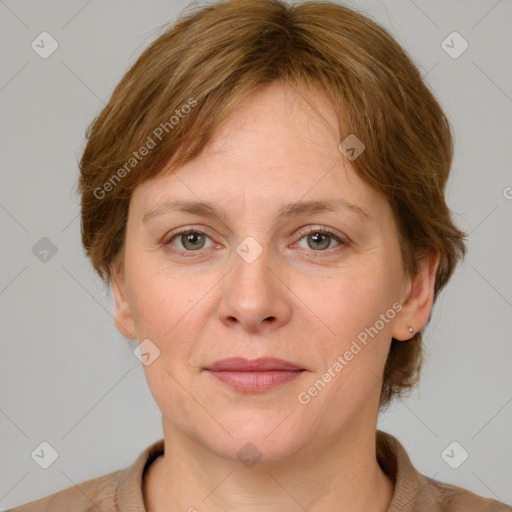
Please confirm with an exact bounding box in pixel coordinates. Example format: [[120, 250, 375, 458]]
[[419, 476, 512, 512], [376, 430, 511, 512], [7, 438, 164, 512], [6, 469, 122, 512]]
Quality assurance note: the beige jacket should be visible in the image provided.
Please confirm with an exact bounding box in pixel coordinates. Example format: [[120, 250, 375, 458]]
[[8, 430, 511, 511]]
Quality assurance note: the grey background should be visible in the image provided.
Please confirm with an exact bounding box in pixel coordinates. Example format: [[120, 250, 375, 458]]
[[1, 0, 511, 508]]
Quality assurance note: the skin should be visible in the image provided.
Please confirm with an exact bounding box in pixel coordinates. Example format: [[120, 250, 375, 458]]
[[111, 81, 440, 512]]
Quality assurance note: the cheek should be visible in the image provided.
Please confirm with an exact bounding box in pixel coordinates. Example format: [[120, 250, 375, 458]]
[[126, 268, 214, 370], [127, 277, 175, 337], [299, 270, 399, 416], [126, 252, 195, 336], [129, 271, 205, 420], [310, 265, 399, 347]]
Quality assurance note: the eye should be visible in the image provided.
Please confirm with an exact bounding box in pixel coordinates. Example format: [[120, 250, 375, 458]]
[[293, 226, 346, 252], [164, 226, 347, 257], [165, 228, 215, 256]]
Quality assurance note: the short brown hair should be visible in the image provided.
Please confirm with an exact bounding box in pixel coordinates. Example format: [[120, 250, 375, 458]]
[[78, 0, 467, 408]]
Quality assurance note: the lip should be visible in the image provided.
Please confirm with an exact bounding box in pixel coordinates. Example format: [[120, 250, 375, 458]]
[[204, 357, 304, 372], [204, 357, 306, 392]]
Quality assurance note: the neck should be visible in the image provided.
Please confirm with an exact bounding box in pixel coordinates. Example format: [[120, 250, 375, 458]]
[[143, 423, 394, 512]]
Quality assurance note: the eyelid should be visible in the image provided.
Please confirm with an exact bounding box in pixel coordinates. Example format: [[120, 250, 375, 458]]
[[294, 225, 348, 244], [163, 225, 216, 244]]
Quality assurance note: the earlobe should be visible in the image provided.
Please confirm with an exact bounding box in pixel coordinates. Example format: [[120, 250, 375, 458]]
[[392, 247, 441, 341], [110, 263, 138, 340]]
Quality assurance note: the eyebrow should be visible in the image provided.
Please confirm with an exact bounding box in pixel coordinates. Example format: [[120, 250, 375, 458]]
[[142, 198, 371, 224]]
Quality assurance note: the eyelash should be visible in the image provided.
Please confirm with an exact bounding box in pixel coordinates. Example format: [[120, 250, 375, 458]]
[[163, 226, 347, 258]]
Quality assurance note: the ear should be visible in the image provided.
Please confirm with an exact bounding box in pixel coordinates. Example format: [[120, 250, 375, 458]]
[[392, 247, 441, 341], [110, 261, 138, 340]]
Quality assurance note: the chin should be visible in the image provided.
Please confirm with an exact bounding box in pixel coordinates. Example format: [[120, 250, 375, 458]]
[[195, 412, 309, 465]]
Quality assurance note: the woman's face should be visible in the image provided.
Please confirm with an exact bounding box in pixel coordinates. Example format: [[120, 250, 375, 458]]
[[112, 82, 432, 463]]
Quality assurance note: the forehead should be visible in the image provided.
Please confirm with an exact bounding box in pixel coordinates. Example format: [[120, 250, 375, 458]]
[[130, 81, 388, 223]]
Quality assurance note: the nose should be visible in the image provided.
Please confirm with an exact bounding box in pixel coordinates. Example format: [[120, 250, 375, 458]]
[[217, 240, 292, 335]]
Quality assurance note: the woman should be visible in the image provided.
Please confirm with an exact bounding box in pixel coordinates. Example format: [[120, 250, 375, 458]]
[[10, 0, 511, 510]]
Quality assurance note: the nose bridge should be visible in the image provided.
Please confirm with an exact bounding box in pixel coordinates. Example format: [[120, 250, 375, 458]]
[[218, 234, 290, 331], [231, 235, 276, 303]]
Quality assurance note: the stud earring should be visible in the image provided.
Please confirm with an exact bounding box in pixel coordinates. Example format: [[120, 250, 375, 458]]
[[408, 327, 414, 333]]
